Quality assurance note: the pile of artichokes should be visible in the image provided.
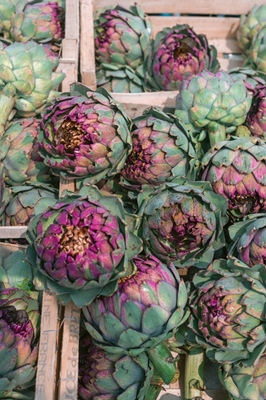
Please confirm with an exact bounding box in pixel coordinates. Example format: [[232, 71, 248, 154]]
[[3, 2, 266, 400]]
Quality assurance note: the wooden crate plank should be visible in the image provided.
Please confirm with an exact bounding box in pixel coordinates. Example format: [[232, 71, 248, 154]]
[[149, 16, 240, 40], [80, 0, 97, 89], [93, 0, 261, 16], [0, 226, 27, 238], [35, 293, 62, 400]]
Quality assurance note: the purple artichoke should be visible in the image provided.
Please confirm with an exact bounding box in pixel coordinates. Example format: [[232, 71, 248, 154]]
[[245, 85, 266, 138], [78, 333, 154, 400], [200, 137, 266, 220], [144, 24, 220, 91], [26, 185, 142, 307], [38, 83, 132, 184], [0, 287, 40, 397], [120, 107, 197, 190], [94, 4, 152, 71], [182, 257, 266, 365], [136, 179, 228, 269], [82, 254, 189, 356], [228, 213, 266, 266]]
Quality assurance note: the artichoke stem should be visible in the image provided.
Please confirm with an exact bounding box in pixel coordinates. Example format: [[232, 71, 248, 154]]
[[184, 347, 205, 400], [207, 123, 227, 147], [0, 92, 16, 137], [146, 341, 178, 385]]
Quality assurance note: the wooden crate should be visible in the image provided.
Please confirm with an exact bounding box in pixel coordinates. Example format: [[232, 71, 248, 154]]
[[79, 0, 262, 118]]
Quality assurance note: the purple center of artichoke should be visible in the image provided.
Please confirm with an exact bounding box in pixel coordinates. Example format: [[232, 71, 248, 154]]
[[0, 306, 30, 337]]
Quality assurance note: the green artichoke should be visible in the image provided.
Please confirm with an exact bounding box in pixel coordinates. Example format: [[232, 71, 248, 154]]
[[144, 24, 220, 92], [174, 70, 252, 149], [38, 83, 133, 184], [0, 0, 65, 44], [236, 4, 266, 55], [219, 350, 266, 400], [228, 213, 266, 266], [0, 287, 40, 398], [78, 333, 154, 400], [120, 107, 198, 190], [0, 40, 65, 135], [200, 137, 266, 220], [135, 179, 228, 269], [82, 254, 189, 357], [0, 164, 11, 222], [4, 184, 59, 226], [0, 117, 54, 186], [26, 185, 142, 307], [180, 257, 266, 365], [94, 4, 152, 71], [247, 26, 266, 73]]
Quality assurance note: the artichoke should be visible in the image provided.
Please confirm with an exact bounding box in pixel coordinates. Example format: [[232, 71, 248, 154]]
[[236, 4, 266, 55], [0, 164, 11, 222], [135, 179, 228, 269], [0, 117, 54, 186], [219, 351, 266, 400], [200, 137, 266, 220], [0, 0, 65, 44], [144, 24, 220, 92], [245, 84, 266, 138], [0, 287, 40, 398], [247, 26, 266, 73], [181, 257, 266, 365], [4, 184, 59, 226], [26, 185, 142, 307], [38, 83, 133, 184], [94, 4, 152, 71], [0, 40, 65, 135], [174, 70, 252, 149], [228, 213, 266, 266], [78, 333, 154, 400], [82, 254, 189, 357], [120, 107, 198, 190], [228, 66, 266, 94], [96, 63, 145, 93]]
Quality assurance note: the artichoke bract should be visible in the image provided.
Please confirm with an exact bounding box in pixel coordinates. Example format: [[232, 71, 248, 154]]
[[0, 287, 40, 398], [181, 257, 266, 365], [0, 117, 53, 186], [38, 83, 133, 184], [228, 66, 266, 94], [219, 351, 266, 400], [200, 137, 266, 220], [136, 179, 228, 269], [245, 84, 266, 138], [82, 254, 189, 356], [236, 4, 266, 55], [228, 213, 266, 266], [78, 333, 154, 400], [144, 24, 220, 92], [0, 40, 65, 135], [174, 70, 252, 149], [96, 63, 145, 93], [94, 4, 152, 71], [120, 107, 198, 190], [0, 0, 64, 43], [26, 185, 142, 307]]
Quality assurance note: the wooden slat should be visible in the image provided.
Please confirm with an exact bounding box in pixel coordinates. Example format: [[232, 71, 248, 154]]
[[0, 226, 27, 238], [93, 0, 261, 16], [149, 16, 240, 40]]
